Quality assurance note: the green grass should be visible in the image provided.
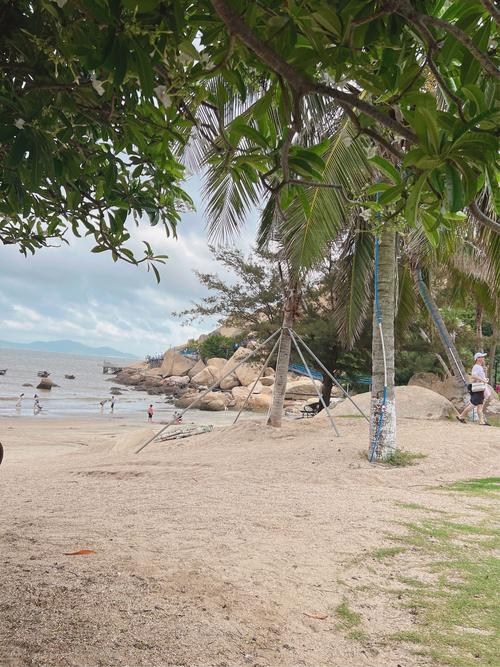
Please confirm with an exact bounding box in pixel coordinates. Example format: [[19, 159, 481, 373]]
[[336, 480, 499, 665], [372, 546, 406, 560], [444, 477, 500, 496], [385, 450, 427, 466], [395, 501, 447, 514]]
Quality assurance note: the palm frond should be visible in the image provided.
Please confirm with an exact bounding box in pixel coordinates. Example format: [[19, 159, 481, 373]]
[[331, 219, 374, 349]]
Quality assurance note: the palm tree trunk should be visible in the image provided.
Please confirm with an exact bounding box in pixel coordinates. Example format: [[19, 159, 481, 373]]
[[412, 267, 468, 386], [267, 284, 300, 427], [370, 229, 396, 461]]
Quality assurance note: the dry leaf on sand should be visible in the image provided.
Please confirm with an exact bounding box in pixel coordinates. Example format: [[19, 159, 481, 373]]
[[303, 612, 328, 620], [63, 549, 96, 556]]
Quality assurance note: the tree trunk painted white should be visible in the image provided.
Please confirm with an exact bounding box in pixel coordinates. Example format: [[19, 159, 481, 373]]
[[267, 286, 300, 427], [369, 229, 396, 461]]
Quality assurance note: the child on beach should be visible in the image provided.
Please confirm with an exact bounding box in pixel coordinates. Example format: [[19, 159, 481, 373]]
[[147, 404, 154, 422], [33, 395, 42, 415], [16, 393, 24, 409]]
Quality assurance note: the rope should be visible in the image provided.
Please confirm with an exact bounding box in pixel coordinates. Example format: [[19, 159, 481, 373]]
[[368, 235, 387, 463]]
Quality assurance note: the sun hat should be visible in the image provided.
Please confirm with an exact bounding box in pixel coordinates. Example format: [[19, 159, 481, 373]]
[[474, 352, 487, 361]]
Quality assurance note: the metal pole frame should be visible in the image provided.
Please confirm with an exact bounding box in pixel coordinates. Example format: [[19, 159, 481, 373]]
[[291, 329, 369, 422], [233, 337, 280, 424], [289, 329, 340, 437], [135, 328, 281, 454]]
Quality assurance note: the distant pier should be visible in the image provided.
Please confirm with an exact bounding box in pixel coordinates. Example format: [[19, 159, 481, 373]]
[[102, 361, 124, 374]]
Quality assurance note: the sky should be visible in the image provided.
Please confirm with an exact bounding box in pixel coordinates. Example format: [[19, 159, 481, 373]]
[[0, 176, 257, 357]]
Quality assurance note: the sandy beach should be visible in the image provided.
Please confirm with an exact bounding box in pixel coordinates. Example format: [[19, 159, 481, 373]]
[[0, 415, 498, 667]]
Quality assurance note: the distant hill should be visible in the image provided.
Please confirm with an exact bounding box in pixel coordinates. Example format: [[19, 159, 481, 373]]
[[0, 339, 137, 359]]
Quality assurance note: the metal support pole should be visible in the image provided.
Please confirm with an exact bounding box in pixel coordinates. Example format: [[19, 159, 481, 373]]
[[289, 330, 340, 437], [233, 337, 280, 424], [291, 330, 369, 422], [135, 328, 281, 454]]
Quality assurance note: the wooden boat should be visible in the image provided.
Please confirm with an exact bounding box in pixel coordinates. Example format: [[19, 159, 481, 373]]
[[37, 370, 50, 377], [0, 369, 7, 375], [64, 374, 76, 380]]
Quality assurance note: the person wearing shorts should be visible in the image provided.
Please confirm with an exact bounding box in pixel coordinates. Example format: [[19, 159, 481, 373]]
[[457, 352, 490, 426], [147, 404, 154, 421]]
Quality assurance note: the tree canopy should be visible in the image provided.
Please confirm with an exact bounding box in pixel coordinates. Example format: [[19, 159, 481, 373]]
[[1, 0, 498, 268]]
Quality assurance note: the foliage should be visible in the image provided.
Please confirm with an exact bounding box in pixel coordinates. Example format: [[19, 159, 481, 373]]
[[196, 333, 240, 361], [0, 0, 192, 269]]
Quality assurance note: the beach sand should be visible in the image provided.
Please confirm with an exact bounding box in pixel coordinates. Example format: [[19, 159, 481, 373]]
[[0, 415, 498, 666]]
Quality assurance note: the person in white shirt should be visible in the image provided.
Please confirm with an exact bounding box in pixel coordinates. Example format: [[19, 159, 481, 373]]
[[456, 352, 490, 425]]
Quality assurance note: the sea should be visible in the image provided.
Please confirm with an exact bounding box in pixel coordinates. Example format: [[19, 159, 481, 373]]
[[0, 348, 159, 419]]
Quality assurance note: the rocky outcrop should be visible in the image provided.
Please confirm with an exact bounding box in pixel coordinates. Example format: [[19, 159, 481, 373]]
[[163, 375, 190, 387], [199, 391, 230, 411], [285, 378, 322, 400], [36, 377, 54, 390], [191, 366, 219, 387], [322, 385, 455, 420], [160, 349, 197, 377], [188, 359, 206, 379], [260, 376, 274, 386], [206, 358, 227, 375], [220, 373, 240, 390]]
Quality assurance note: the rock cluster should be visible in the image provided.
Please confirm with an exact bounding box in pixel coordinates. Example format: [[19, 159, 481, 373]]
[[114, 347, 324, 412]]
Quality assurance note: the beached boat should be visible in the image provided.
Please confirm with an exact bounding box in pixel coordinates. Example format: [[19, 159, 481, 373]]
[[37, 370, 50, 377]]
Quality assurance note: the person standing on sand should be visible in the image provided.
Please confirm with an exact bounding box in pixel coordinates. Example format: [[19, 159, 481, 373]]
[[110, 397, 116, 413], [16, 393, 24, 409], [33, 394, 42, 415], [147, 404, 154, 422], [457, 352, 490, 426]]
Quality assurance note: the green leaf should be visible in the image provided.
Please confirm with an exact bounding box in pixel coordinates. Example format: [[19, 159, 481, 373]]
[[368, 156, 401, 184], [131, 38, 154, 98], [444, 163, 464, 212], [405, 172, 427, 227]]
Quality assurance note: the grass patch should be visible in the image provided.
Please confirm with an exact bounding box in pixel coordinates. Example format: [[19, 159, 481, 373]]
[[359, 449, 427, 466], [485, 414, 500, 427], [335, 600, 362, 629], [444, 477, 500, 496], [372, 546, 406, 560], [395, 501, 447, 514], [385, 515, 500, 666], [385, 450, 427, 466]]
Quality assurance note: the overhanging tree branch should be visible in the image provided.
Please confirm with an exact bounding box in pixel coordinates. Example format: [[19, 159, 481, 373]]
[[210, 0, 418, 143], [468, 201, 500, 235]]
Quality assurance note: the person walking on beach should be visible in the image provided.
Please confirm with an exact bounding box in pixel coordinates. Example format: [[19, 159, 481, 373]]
[[457, 352, 490, 426], [110, 397, 116, 413], [147, 404, 154, 422], [16, 392, 24, 409], [99, 399, 107, 412], [33, 394, 42, 415]]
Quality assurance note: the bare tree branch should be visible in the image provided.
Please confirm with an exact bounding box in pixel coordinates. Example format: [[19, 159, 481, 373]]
[[468, 201, 500, 234]]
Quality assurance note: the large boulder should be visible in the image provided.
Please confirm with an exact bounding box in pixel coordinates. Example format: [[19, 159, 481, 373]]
[[114, 369, 144, 385], [220, 373, 240, 390], [285, 378, 322, 400], [191, 365, 219, 387], [207, 358, 227, 374], [248, 393, 272, 412], [221, 346, 252, 374], [36, 377, 54, 390], [174, 390, 200, 409], [323, 385, 455, 420], [260, 376, 274, 386], [161, 349, 197, 377], [408, 372, 442, 389], [485, 388, 500, 415], [199, 391, 230, 411], [163, 375, 190, 387], [188, 359, 206, 379]]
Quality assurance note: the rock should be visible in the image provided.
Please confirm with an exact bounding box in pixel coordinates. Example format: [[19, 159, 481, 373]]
[[36, 377, 54, 390], [188, 359, 206, 379], [191, 365, 219, 387], [260, 376, 274, 386], [485, 388, 500, 416], [160, 349, 197, 377], [110, 386, 124, 393], [263, 367, 275, 377], [230, 384, 264, 409], [114, 370, 144, 385], [199, 391, 230, 411], [207, 358, 227, 374], [285, 378, 322, 400], [322, 385, 455, 420], [220, 373, 240, 390], [408, 372, 442, 389], [248, 393, 272, 411], [174, 391, 200, 408], [221, 347, 252, 374], [110, 389, 123, 395], [22, 383, 33, 387], [163, 375, 190, 387], [234, 362, 261, 387]]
